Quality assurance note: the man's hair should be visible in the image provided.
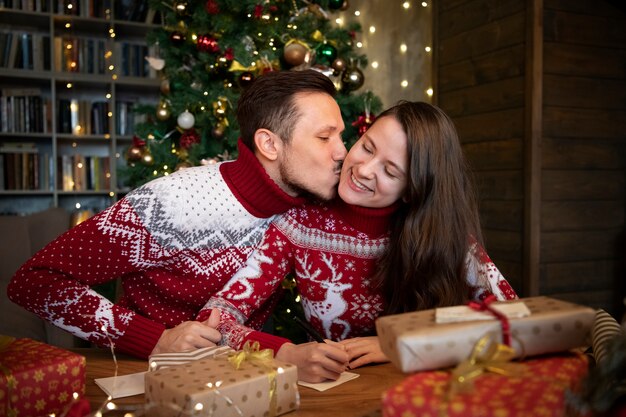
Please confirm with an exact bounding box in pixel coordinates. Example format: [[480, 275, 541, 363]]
[[236, 70, 337, 150]]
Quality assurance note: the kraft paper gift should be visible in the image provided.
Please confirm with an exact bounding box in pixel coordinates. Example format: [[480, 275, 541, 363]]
[[376, 296, 595, 373], [145, 343, 299, 417], [0, 337, 86, 417]]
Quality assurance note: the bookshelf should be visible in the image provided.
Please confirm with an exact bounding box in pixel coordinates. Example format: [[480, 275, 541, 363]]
[[0, 1, 160, 215]]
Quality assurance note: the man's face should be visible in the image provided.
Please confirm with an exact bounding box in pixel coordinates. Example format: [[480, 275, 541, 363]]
[[277, 92, 346, 201]]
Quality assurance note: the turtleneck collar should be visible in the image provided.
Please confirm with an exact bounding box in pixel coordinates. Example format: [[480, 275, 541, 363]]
[[333, 198, 401, 237], [220, 140, 306, 218]]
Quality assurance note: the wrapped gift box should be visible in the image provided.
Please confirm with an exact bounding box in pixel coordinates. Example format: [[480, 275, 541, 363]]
[[382, 352, 589, 417], [0, 337, 86, 417], [145, 350, 299, 417], [376, 296, 595, 373]]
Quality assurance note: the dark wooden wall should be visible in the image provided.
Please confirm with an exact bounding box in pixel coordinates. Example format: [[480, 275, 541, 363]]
[[435, 0, 626, 316]]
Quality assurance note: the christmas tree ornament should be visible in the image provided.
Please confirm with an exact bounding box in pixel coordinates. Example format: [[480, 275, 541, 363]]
[[341, 66, 364, 91], [177, 147, 189, 160], [173, 0, 188, 15], [145, 56, 165, 71], [175, 161, 193, 170], [160, 78, 171, 94], [328, 0, 344, 10], [311, 64, 333, 78], [283, 39, 310, 66], [316, 43, 337, 65], [179, 128, 200, 148], [352, 112, 376, 136], [331, 57, 347, 74], [156, 101, 171, 120], [141, 150, 154, 165], [212, 97, 228, 119], [211, 123, 226, 139], [169, 31, 186, 45], [238, 71, 255, 89], [197, 34, 220, 53], [126, 145, 143, 162], [177, 110, 195, 129], [205, 0, 219, 14]]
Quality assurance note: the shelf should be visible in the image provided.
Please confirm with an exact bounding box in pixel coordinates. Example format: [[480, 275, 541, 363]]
[[0, 6, 159, 214]]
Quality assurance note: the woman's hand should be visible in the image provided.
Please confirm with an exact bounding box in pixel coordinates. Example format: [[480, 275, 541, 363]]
[[276, 340, 349, 383], [338, 336, 389, 369]]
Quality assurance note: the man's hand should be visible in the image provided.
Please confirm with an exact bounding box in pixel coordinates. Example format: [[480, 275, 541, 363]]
[[151, 309, 221, 355], [276, 340, 349, 383], [338, 336, 389, 369]]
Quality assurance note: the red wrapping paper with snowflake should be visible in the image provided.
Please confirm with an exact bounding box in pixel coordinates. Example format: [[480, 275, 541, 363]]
[[0, 337, 86, 417]]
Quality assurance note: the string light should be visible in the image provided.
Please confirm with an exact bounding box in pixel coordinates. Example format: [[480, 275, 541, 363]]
[[426, 87, 433, 96], [425, 46, 431, 52], [354, 10, 360, 16], [403, 1, 410, 9], [371, 61, 379, 69], [369, 26, 376, 33], [401, 80, 409, 88], [422, 2, 428, 7], [400, 44, 407, 53]]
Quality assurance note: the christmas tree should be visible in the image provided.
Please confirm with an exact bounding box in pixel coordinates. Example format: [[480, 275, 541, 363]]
[[120, 0, 383, 342], [120, 0, 382, 188]]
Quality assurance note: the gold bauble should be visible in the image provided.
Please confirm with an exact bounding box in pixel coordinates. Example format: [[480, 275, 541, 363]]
[[156, 103, 171, 120], [126, 145, 143, 162], [283, 40, 309, 66], [160, 79, 170, 94], [141, 152, 154, 165]]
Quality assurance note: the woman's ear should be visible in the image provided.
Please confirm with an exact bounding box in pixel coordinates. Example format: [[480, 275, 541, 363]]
[[253, 129, 280, 161]]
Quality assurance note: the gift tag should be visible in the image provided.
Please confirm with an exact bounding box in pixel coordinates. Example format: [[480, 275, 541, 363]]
[[435, 301, 531, 323]]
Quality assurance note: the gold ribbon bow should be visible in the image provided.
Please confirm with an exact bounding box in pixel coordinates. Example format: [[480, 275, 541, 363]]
[[228, 341, 278, 417], [450, 332, 523, 394]]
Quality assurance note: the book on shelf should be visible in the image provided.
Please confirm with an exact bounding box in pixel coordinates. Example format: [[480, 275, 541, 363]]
[[0, 88, 51, 134], [0, 142, 52, 191], [57, 153, 110, 191], [0, 31, 50, 71], [54, 36, 108, 75], [57, 99, 109, 135]]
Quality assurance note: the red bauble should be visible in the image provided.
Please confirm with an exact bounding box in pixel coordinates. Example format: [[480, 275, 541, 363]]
[[197, 34, 220, 53], [205, 0, 219, 14], [179, 128, 200, 149]]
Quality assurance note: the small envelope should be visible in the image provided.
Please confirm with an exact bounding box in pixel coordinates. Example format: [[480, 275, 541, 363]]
[[298, 371, 360, 392], [95, 372, 146, 399]]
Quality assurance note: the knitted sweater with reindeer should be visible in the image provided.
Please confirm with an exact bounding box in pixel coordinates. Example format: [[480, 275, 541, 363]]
[[197, 200, 518, 352]]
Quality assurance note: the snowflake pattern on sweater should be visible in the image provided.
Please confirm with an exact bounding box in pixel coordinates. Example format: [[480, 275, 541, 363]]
[[198, 200, 518, 352], [7, 143, 304, 359]]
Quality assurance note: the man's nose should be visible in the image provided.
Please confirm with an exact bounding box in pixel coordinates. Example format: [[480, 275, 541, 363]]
[[333, 137, 347, 160]]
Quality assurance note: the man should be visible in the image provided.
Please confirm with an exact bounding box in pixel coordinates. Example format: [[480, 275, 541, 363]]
[[7, 70, 346, 359]]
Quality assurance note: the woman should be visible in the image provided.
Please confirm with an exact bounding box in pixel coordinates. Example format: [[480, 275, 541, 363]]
[[196, 101, 517, 382]]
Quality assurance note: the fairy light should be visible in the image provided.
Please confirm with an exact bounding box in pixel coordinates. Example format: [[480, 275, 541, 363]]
[[403, 1, 410, 8], [75, 202, 81, 209], [335, 17, 343, 25], [369, 26, 376, 33], [401, 80, 409, 88], [194, 403, 204, 411], [356, 41, 363, 48], [65, 23, 71, 28], [426, 87, 434, 96], [354, 10, 360, 16], [108, 191, 114, 197], [66, 83, 72, 89], [425, 46, 431, 52], [422, 1, 428, 6], [400, 43, 407, 53], [371, 61, 379, 69], [105, 93, 111, 99]]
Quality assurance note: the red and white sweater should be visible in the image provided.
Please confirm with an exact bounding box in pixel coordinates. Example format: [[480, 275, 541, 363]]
[[7, 141, 304, 359], [198, 200, 518, 352]]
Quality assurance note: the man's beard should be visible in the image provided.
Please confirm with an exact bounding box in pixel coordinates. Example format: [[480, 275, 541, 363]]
[[278, 159, 338, 202]]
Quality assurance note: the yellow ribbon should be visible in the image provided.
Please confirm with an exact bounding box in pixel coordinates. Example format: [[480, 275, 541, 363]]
[[228, 60, 256, 72], [228, 342, 278, 417], [449, 332, 523, 394], [311, 30, 324, 42]]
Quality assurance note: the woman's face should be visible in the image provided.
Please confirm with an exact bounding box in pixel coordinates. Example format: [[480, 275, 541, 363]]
[[338, 115, 408, 208]]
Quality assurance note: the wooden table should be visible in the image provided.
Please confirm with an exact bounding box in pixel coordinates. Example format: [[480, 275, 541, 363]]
[[78, 348, 407, 417]]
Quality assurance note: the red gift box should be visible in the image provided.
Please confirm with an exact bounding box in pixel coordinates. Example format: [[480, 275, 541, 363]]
[[382, 353, 589, 417], [0, 338, 86, 417]]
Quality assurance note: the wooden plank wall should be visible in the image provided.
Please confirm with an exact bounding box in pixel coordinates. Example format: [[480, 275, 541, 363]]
[[436, 0, 626, 315], [436, 0, 527, 294], [540, 0, 626, 314]]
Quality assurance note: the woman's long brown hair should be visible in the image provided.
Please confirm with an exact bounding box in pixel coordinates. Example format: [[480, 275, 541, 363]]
[[373, 102, 483, 315]]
